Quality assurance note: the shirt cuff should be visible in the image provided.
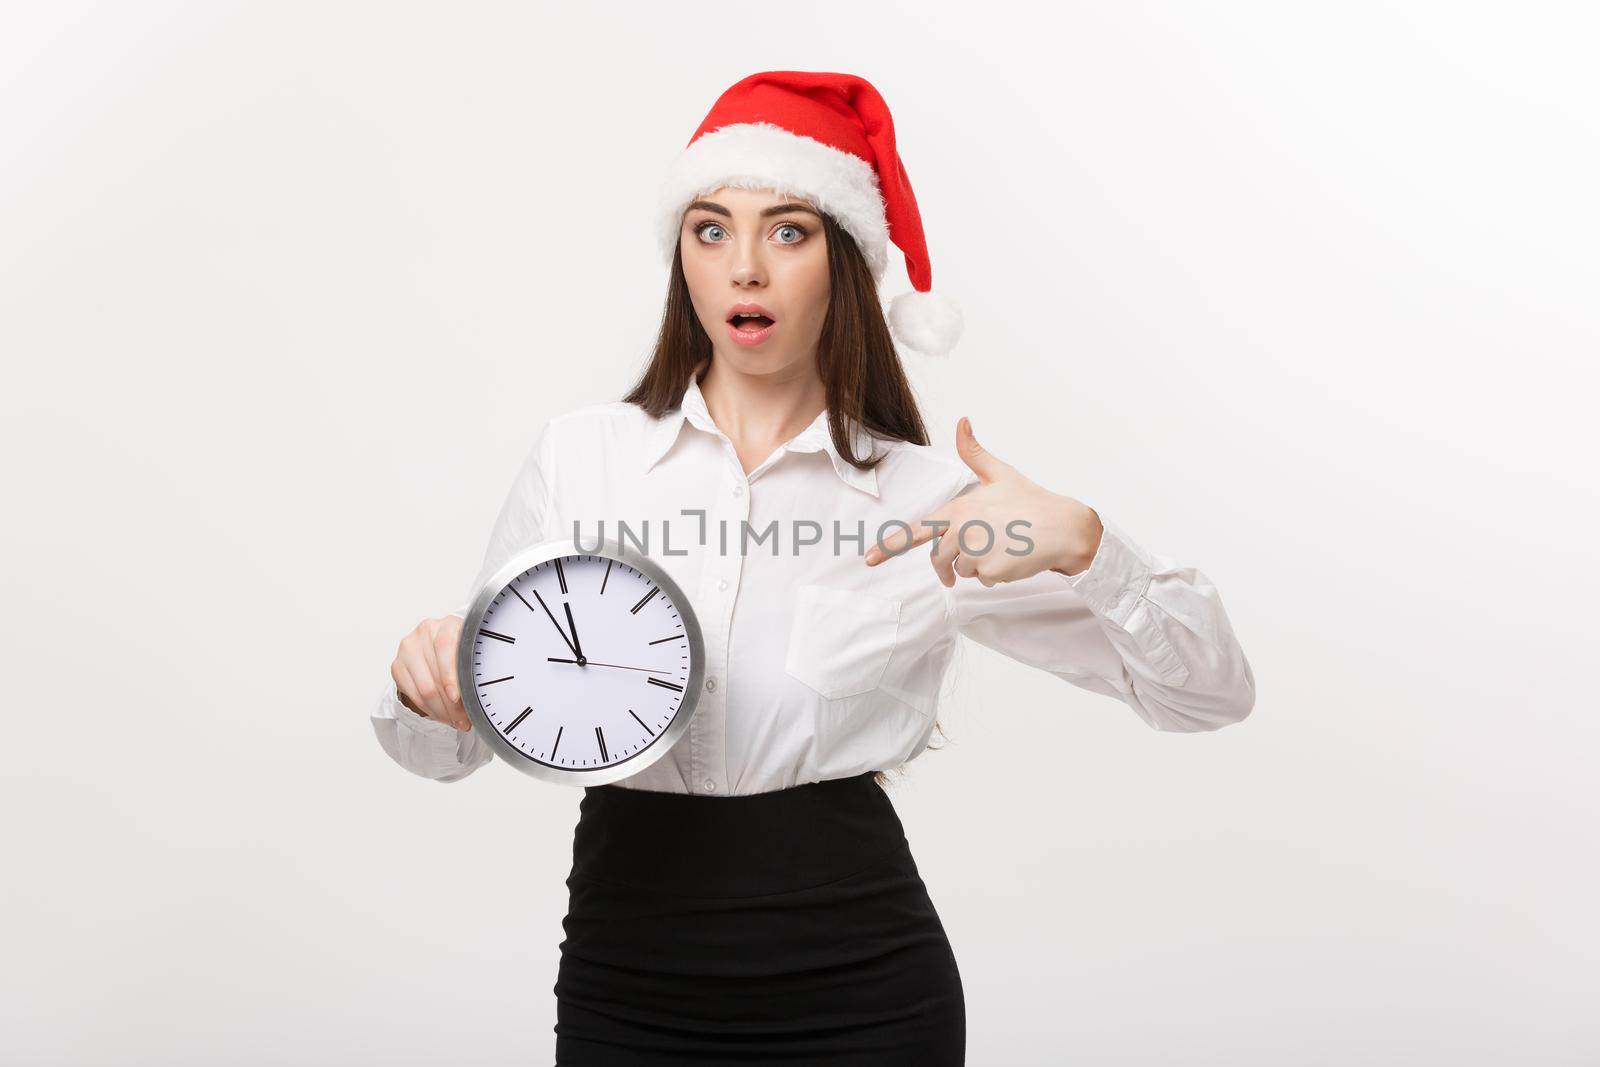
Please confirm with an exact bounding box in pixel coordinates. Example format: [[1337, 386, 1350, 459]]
[[1053, 517, 1155, 627], [381, 679, 460, 737]]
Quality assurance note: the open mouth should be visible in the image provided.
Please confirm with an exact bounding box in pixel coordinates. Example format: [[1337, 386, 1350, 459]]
[[728, 312, 776, 333]]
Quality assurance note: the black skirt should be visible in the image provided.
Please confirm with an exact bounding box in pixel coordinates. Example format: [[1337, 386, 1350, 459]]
[[552, 770, 966, 1065]]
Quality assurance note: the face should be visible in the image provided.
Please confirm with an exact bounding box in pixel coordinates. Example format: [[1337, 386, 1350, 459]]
[[679, 185, 831, 376]]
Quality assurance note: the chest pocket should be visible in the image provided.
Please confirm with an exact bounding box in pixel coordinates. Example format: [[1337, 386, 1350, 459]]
[[783, 583, 903, 700]]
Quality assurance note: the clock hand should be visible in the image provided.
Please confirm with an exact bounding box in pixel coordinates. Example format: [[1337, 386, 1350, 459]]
[[564, 602, 584, 660], [523, 587, 580, 659], [547, 657, 672, 675]]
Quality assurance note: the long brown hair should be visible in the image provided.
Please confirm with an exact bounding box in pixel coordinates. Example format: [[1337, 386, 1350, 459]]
[[621, 208, 951, 787]]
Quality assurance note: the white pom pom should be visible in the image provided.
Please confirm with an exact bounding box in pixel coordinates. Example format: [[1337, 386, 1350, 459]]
[[887, 289, 964, 357]]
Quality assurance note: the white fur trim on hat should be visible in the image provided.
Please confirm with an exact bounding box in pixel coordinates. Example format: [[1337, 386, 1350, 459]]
[[655, 122, 890, 280], [888, 289, 963, 358]]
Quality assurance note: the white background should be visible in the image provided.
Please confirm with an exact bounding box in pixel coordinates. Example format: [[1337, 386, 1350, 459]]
[[4, 2, 1596, 1064]]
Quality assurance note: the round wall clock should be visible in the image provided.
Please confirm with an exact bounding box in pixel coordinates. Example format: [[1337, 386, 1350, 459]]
[[456, 535, 705, 786]]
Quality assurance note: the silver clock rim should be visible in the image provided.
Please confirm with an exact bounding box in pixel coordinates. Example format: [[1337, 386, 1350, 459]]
[[456, 533, 706, 787]]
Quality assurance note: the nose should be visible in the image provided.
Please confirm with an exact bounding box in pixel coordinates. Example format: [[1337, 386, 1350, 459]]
[[730, 235, 766, 288]]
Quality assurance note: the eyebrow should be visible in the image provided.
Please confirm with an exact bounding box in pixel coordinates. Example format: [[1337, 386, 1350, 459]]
[[685, 199, 821, 219]]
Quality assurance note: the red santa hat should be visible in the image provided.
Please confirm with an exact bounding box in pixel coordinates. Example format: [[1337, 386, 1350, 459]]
[[655, 71, 963, 358]]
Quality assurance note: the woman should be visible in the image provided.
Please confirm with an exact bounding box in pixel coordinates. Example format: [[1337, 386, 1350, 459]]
[[371, 71, 1255, 1064]]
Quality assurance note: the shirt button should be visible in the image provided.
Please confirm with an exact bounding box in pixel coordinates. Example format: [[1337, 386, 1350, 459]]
[[703, 779, 718, 793], [732, 484, 744, 496], [705, 677, 717, 691], [717, 578, 728, 591]]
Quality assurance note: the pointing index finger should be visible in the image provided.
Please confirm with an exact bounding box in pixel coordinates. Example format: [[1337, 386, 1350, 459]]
[[865, 511, 952, 566]]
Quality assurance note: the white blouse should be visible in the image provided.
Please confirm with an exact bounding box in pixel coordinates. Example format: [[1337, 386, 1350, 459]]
[[370, 372, 1256, 793]]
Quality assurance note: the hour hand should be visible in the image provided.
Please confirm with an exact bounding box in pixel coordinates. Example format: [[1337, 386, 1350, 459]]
[[564, 603, 585, 660]]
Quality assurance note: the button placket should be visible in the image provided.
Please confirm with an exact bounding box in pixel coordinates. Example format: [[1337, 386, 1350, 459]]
[[692, 449, 748, 797]]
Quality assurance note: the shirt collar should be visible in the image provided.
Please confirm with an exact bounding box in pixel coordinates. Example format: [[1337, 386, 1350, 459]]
[[641, 370, 880, 498]]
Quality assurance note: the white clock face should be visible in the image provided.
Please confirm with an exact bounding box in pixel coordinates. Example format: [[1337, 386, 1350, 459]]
[[467, 552, 698, 776]]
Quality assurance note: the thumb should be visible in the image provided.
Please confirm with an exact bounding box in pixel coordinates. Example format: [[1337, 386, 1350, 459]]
[[956, 417, 1011, 484]]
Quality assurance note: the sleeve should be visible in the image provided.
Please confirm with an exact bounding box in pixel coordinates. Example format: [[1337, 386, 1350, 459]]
[[370, 420, 557, 781], [940, 483, 1256, 733]]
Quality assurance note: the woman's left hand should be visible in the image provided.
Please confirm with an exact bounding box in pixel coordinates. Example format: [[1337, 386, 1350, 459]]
[[863, 417, 1104, 587]]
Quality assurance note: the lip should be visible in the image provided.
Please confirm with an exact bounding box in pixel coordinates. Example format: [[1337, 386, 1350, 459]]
[[725, 318, 777, 346], [725, 302, 778, 346], [726, 301, 775, 321]]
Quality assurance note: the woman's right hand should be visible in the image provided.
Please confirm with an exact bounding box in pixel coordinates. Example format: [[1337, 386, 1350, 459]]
[[391, 615, 471, 731]]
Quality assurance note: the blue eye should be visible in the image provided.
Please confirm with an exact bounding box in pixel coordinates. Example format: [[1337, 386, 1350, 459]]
[[691, 219, 810, 245]]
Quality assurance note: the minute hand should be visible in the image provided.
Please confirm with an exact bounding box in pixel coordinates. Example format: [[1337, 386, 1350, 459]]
[[520, 587, 579, 658]]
